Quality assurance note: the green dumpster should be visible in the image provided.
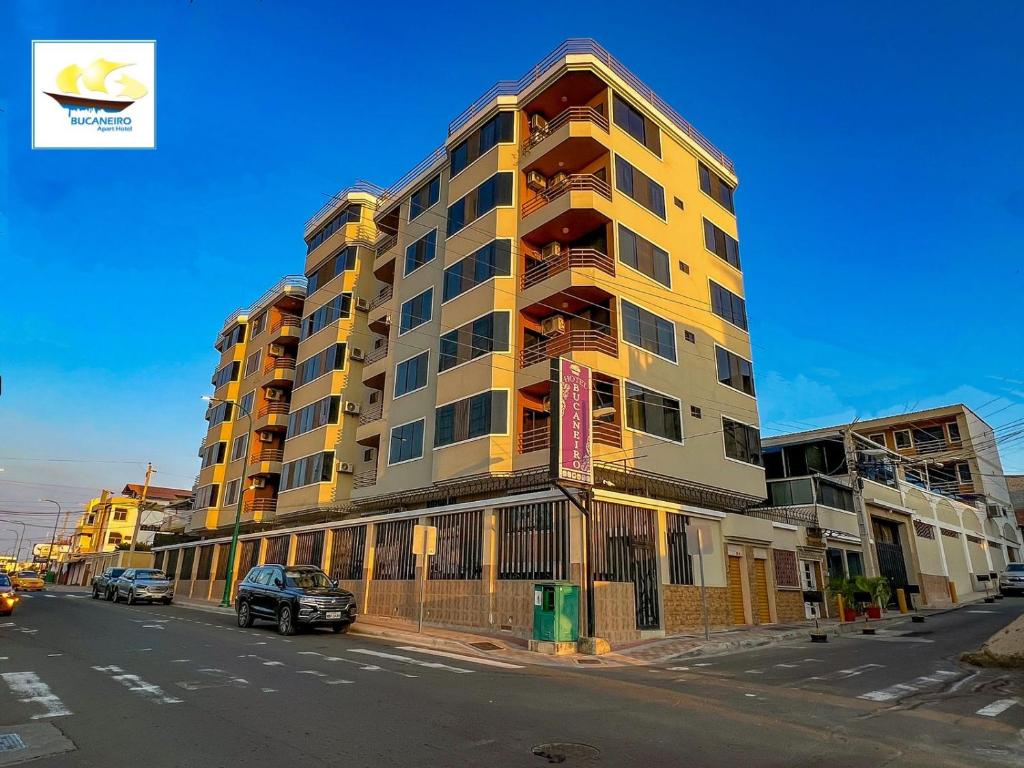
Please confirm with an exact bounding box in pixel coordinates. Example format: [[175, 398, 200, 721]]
[[533, 581, 579, 643]]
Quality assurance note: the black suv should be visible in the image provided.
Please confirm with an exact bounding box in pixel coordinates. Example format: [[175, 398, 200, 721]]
[[235, 564, 357, 635]]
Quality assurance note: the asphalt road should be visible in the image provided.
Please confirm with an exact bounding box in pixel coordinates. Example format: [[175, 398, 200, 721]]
[[1, 591, 1022, 767]]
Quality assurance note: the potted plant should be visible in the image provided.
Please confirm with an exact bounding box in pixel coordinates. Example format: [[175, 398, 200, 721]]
[[827, 576, 858, 622], [855, 576, 890, 619]]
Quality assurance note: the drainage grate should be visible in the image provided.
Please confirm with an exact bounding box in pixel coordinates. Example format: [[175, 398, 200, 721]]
[[469, 641, 502, 651], [0, 733, 26, 753], [532, 743, 601, 763], [575, 658, 602, 665]]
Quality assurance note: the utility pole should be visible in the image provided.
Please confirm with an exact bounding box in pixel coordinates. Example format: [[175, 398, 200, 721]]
[[127, 463, 155, 561]]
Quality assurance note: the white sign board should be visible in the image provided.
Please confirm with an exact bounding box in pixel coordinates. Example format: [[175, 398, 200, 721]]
[[685, 521, 715, 555]]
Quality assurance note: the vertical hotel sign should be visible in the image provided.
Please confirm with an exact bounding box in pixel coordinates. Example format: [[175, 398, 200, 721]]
[[551, 357, 593, 486]]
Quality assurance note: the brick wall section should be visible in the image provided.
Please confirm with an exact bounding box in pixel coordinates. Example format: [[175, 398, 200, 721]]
[[663, 585, 730, 632], [424, 579, 488, 628], [594, 581, 640, 644], [366, 580, 417, 620], [918, 572, 953, 608], [775, 590, 805, 623], [495, 581, 535, 635]]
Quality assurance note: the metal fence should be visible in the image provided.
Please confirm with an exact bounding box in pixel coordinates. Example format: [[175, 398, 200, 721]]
[[264, 535, 290, 565], [215, 543, 230, 580], [196, 545, 214, 580], [496, 501, 569, 580], [328, 526, 366, 581], [179, 547, 196, 580], [153, 550, 164, 572], [166, 548, 179, 578], [666, 514, 693, 585], [428, 511, 483, 580], [294, 531, 325, 568], [373, 520, 416, 580], [238, 540, 260, 579]]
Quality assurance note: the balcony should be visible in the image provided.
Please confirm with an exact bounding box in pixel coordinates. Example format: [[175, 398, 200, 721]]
[[243, 498, 277, 521], [262, 356, 296, 386], [522, 173, 611, 218], [516, 419, 621, 454], [254, 401, 289, 432], [521, 248, 614, 290], [353, 468, 378, 490], [358, 401, 383, 425], [522, 106, 609, 154], [592, 420, 622, 448], [365, 343, 389, 365], [520, 329, 617, 367], [367, 286, 394, 335], [361, 343, 389, 388], [249, 447, 283, 476], [269, 314, 301, 344]]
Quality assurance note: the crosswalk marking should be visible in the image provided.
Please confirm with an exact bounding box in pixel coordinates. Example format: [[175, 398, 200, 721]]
[[809, 663, 884, 682], [976, 698, 1020, 717], [396, 646, 524, 669], [858, 670, 958, 702], [92, 665, 183, 704], [349, 648, 474, 674], [1, 671, 71, 719]]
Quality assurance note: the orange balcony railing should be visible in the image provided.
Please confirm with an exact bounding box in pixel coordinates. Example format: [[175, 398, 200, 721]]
[[250, 448, 283, 464], [592, 420, 622, 447], [521, 106, 609, 152], [257, 401, 289, 418], [244, 498, 277, 516], [270, 314, 301, 334], [517, 426, 550, 454], [521, 248, 615, 290], [519, 329, 617, 367], [521, 173, 612, 218], [263, 357, 295, 373]]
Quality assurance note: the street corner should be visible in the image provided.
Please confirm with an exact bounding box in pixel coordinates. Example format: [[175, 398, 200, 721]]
[[0, 722, 75, 767]]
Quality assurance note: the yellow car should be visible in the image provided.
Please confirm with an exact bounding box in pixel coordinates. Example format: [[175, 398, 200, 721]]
[[0, 573, 18, 615], [12, 571, 45, 591]]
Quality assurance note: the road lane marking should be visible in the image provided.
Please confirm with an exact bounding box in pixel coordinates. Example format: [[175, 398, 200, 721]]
[[141, 625, 165, 630], [46, 654, 62, 658], [745, 670, 764, 674], [297, 651, 417, 678], [169, 659, 190, 663], [976, 698, 1020, 717], [808, 664, 884, 682], [92, 665, 183, 704], [1, 672, 71, 719], [240, 654, 284, 666], [667, 666, 690, 671], [774, 663, 797, 668], [396, 646, 524, 669], [42, 594, 55, 598], [858, 670, 959, 702], [297, 670, 327, 677], [967, 610, 996, 614], [349, 648, 474, 674]]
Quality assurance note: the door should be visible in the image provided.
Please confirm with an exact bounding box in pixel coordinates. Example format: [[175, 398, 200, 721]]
[[753, 559, 772, 624], [873, 519, 909, 604], [801, 560, 819, 619], [727, 556, 746, 625], [590, 504, 660, 630]]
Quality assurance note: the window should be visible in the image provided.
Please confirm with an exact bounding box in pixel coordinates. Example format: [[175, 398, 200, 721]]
[[439, 311, 510, 372], [625, 382, 682, 442], [301, 292, 352, 339], [223, 478, 241, 507], [249, 312, 267, 337], [230, 433, 248, 461], [195, 483, 219, 509], [434, 390, 508, 448], [443, 239, 512, 301], [450, 111, 515, 176], [201, 441, 226, 468], [404, 229, 437, 275], [723, 417, 762, 465], [399, 288, 433, 334], [868, 432, 885, 447], [957, 463, 972, 483], [914, 520, 936, 539], [287, 396, 340, 438], [947, 422, 962, 442], [690, 405, 702, 418], [710, 281, 747, 330], [845, 551, 864, 578], [612, 93, 660, 155], [108, 533, 122, 545], [244, 350, 262, 378], [698, 161, 735, 213], [409, 174, 440, 221], [281, 451, 334, 491], [212, 361, 240, 388], [772, 549, 800, 588], [207, 401, 233, 425], [295, 343, 346, 387], [715, 345, 755, 396], [621, 300, 677, 362], [447, 172, 513, 236], [388, 420, 425, 464], [684, 330, 696, 343], [394, 351, 429, 398], [618, 225, 670, 287], [893, 430, 911, 449], [306, 246, 356, 294], [305, 204, 362, 253], [614, 155, 666, 218], [703, 218, 741, 270], [113, 507, 128, 521], [216, 324, 245, 353]]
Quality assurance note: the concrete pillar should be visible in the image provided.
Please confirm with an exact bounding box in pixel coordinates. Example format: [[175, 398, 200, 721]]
[[322, 529, 335, 576], [361, 523, 375, 614]]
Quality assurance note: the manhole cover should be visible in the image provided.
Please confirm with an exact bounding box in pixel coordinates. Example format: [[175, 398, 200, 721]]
[[470, 641, 502, 651], [0, 733, 26, 753], [575, 658, 602, 665], [532, 743, 601, 763]]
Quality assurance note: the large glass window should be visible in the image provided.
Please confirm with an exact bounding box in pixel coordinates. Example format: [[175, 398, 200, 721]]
[[434, 390, 508, 448], [409, 175, 440, 221], [447, 172, 513, 236], [439, 312, 510, 372], [715, 345, 755, 396], [287, 396, 341, 438], [723, 417, 762, 465], [200, 441, 226, 468], [305, 205, 362, 254], [306, 246, 356, 294], [710, 281, 748, 330], [301, 292, 352, 339], [281, 451, 334, 491], [388, 420, 425, 464], [212, 361, 240, 389], [195, 483, 219, 510], [443, 239, 512, 301], [399, 288, 433, 334], [698, 162, 735, 213], [625, 382, 682, 442], [207, 401, 233, 425], [621, 300, 677, 362], [450, 112, 514, 176], [703, 218, 741, 270], [394, 351, 429, 398], [618, 224, 670, 287], [614, 155, 666, 218], [404, 230, 437, 275], [612, 94, 661, 155], [295, 343, 346, 387]]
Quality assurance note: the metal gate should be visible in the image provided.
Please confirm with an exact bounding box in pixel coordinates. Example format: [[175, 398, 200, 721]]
[[591, 503, 660, 630], [873, 519, 909, 603]]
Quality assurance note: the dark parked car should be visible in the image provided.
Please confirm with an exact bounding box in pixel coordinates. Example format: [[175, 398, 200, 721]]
[[235, 564, 357, 635], [111, 568, 174, 605], [998, 563, 1024, 596], [91, 567, 127, 600]]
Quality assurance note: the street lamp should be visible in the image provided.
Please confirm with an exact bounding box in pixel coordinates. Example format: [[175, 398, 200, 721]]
[[202, 394, 253, 607], [41, 499, 62, 579], [0, 520, 26, 571]]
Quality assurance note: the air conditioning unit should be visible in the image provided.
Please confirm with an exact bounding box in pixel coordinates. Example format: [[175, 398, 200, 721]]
[[251, 477, 267, 489], [259, 432, 274, 444], [541, 241, 563, 260], [268, 343, 285, 357], [528, 113, 549, 133], [526, 170, 548, 192], [336, 461, 355, 474], [265, 388, 284, 401], [355, 297, 370, 312], [541, 316, 567, 337], [343, 401, 361, 415], [550, 171, 569, 187], [349, 347, 365, 362]]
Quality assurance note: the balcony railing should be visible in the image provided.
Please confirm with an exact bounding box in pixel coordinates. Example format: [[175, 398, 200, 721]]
[[910, 438, 947, 455], [521, 174, 612, 218], [250, 448, 283, 464], [592, 420, 621, 448], [244, 498, 277, 516], [522, 106, 610, 152], [375, 233, 398, 259], [270, 314, 301, 334], [517, 426, 550, 454], [520, 329, 617, 367], [257, 401, 289, 418], [368, 285, 393, 311], [746, 506, 820, 527], [263, 357, 295, 373], [365, 343, 389, 365], [358, 402, 383, 425], [353, 468, 378, 489], [521, 248, 615, 290]]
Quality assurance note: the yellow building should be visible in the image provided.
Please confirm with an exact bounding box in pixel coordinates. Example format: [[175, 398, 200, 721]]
[[73, 484, 192, 554]]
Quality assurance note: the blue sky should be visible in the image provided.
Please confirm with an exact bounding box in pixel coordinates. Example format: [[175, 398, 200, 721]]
[[1, 1, 1022, 547]]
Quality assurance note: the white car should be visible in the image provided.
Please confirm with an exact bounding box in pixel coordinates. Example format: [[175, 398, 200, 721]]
[[998, 563, 1024, 596]]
